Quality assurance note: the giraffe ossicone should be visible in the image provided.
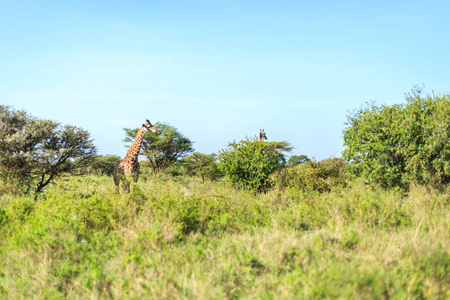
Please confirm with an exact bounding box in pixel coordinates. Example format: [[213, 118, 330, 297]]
[[113, 119, 157, 193]]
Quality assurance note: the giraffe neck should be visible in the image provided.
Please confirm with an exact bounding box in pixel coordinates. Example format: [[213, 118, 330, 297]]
[[125, 127, 147, 162]]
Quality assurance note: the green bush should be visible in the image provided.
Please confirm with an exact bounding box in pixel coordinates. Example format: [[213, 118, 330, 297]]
[[272, 158, 347, 192], [218, 137, 288, 192], [343, 88, 450, 189], [273, 164, 329, 193]]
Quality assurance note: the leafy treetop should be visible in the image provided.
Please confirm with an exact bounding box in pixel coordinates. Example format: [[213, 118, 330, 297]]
[[343, 87, 450, 189], [0, 105, 97, 198], [122, 122, 194, 174]]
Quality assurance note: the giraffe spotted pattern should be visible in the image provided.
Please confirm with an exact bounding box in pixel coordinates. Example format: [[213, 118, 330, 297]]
[[113, 119, 157, 193]]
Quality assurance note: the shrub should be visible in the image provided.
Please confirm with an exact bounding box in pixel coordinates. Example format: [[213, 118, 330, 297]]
[[218, 137, 290, 192], [343, 87, 450, 189], [317, 157, 347, 186], [272, 158, 347, 192]]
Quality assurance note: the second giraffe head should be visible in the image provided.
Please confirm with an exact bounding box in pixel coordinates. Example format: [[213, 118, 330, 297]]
[[143, 120, 158, 133], [259, 129, 267, 141]]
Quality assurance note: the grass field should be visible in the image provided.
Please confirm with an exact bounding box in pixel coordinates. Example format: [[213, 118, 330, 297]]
[[1, 174, 449, 299]]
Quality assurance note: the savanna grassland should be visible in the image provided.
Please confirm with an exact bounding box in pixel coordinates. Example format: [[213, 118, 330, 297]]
[[1, 172, 449, 299]]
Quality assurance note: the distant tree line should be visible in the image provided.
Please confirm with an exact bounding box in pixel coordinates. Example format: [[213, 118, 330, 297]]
[[0, 103, 344, 198], [83, 155, 121, 176], [4, 86, 448, 199]]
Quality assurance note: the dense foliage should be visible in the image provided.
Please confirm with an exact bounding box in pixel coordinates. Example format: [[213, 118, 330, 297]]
[[272, 157, 347, 192], [343, 88, 450, 189], [287, 154, 311, 167], [85, 155, 121, 176], [123, 122, 194, 174], [0, 105, 96, 198], [218, 137, 291, 192], [181, 152, 221, 183]]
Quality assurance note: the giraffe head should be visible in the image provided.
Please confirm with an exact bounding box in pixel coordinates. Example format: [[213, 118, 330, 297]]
[[143, 119, 157, 133], [259, 129, 267, 142]]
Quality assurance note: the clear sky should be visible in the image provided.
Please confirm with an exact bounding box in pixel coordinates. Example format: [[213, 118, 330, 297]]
[[1, 0, 449, 160]]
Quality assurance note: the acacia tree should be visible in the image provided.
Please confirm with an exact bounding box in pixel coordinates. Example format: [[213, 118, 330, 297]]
[[0, 105, 97, 198], [287, 155, 311, 167], [123, 122, 194, 174], [181, 152, 221, 183], [85, 155, 121, 176], [343, 87, 450, 189]]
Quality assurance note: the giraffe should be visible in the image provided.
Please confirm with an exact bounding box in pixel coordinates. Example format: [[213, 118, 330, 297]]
[[113, 119, 157, 193], [259, 129, 267, 143]]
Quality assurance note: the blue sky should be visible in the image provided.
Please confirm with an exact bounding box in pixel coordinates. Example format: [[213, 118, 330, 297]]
[[1, 0, 449, 160]]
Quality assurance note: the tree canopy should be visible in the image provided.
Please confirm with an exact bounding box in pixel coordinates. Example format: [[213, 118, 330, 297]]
[[181, 152, 221, 183], [343, 88, 450, 189], [85, 155, 121, 176], [0, 105, 96, 198], [123, 122, 194, 174], [287, 155, 311, 167]]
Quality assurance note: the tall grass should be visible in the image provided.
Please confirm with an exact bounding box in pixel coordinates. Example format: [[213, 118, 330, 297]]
[[0, 174, 449, 299]]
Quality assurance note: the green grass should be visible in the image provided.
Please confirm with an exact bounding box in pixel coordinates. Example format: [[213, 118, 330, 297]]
[[0, 174, 449, 299]]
